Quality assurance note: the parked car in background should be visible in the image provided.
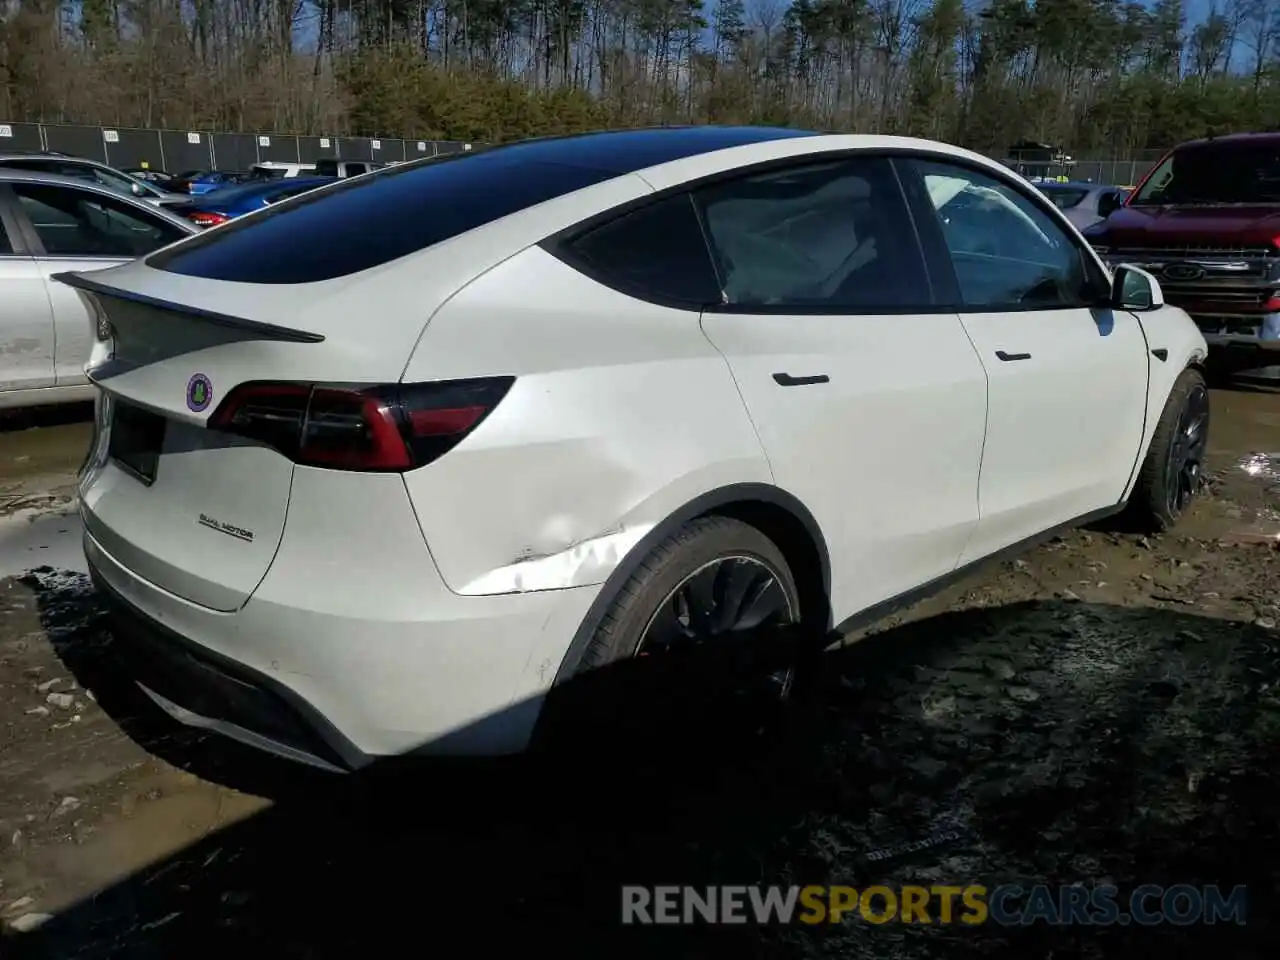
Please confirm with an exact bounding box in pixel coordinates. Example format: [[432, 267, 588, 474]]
[[1036, 181, 1131, 230], [312, 159, 383, 178], [55, 127, 1208, 771], [0, 169, 196, 409], [177, 176, 337, 227], [248, 161, 316, 179], [0, 153, 189, 211], [1083, 131, 1280, 373], [168, 170, 253, 196], [123, 168, 174, 186]]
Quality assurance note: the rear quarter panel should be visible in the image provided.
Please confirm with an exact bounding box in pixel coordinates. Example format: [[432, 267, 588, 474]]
[[399, 245, 773, 597]]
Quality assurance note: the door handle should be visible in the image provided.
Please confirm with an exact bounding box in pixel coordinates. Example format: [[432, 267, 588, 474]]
[[995, 351, 1031, 362], [773, 373, 830, 386]]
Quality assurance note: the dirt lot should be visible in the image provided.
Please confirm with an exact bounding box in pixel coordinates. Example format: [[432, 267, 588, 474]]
[[1, 389, 1279, 958]]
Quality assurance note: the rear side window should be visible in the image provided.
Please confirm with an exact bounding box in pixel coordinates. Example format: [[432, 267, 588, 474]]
[[345, 163, 368, 176], [313, 159, 338, 177], [151, 154, 619, 284], [555, 194, 722, 306]]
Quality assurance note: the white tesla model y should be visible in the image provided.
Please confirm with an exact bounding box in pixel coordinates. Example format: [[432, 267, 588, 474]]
[[56, 127, 1209, 772]]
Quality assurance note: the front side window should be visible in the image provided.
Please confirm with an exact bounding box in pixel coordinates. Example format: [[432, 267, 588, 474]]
[[692, 156, 930, 311], [48, 162, 98, 185], [557, 194, 722, 306], [908, 159, 1097, 310], [13, 184, 188, 257], [86, 165, 137, 195]]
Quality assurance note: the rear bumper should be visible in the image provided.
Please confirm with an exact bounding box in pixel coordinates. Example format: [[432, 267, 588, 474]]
[[85, 528, 598, 769], [91, 565, 365, 771]]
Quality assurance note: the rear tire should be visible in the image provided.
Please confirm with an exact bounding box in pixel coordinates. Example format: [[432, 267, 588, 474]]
[[1128, 368, 1210, 534], [534, 516, 804, 752]]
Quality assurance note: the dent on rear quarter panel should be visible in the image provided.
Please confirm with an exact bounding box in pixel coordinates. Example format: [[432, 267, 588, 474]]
[[399, 246, 773, 596]]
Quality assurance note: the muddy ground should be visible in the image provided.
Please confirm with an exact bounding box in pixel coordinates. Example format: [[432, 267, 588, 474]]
[[0, 391, 1279, 958]]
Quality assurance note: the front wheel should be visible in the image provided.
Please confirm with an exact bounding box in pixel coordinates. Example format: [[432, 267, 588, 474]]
[[1129, 368, 1210, 533]]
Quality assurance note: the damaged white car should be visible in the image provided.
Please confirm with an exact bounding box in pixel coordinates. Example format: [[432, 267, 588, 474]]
[[57, 127, 1209, 770]]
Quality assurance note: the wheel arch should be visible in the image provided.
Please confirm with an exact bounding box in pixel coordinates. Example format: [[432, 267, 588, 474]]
[[549, 482, 832, 687], [1122, 353, 1208, 505]]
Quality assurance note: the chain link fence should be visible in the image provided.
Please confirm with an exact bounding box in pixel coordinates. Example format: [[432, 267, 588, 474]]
[[0, 121, 475, 171], [997, 148, 1171, 187]]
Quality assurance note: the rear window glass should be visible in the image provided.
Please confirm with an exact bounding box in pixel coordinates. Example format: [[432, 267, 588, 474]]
[[151, 154, 620, 284], [1040, 186, 1088, 209], [556, 194, 722, 306]]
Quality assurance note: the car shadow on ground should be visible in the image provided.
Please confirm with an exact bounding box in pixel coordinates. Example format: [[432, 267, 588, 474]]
[[5, 577, 1280, 959]]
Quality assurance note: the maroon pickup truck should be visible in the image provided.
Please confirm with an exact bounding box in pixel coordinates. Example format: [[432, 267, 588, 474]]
[[1082, 132, 1280, 372]]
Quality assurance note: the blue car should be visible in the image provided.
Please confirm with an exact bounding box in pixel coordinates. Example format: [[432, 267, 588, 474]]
[[177, 176, 337, 228], [171, 170, 253, 196]]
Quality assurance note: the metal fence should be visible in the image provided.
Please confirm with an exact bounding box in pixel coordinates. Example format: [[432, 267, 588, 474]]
[[999, 148, 1171, 188], [0, 120, 1167, 186], [0, 120, 475, 171], [1004, 158, 1163, 186]]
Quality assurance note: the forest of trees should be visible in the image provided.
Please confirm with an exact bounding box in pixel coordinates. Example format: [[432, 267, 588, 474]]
[[0, 0, 1277, 158]]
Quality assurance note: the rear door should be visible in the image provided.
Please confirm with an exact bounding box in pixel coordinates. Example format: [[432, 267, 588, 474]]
[[0, 186, 55, 392], [900, 157, 1149, 563], [8, 181, 192, 387], [693, 155, 989, 621]]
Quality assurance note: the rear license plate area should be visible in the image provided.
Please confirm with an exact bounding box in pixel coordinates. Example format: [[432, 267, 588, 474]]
[[109, 402, 167, 485]]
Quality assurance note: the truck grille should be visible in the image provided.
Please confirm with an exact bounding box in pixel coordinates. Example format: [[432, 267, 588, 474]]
[[1103, 244, 1279, 316], [1109, 245, 1277, 260], [1158, 285, 1274, 308]]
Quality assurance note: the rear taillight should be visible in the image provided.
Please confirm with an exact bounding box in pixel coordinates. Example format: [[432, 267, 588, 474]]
[[186, 211, 229, 227], [208, 378, 514, 472]]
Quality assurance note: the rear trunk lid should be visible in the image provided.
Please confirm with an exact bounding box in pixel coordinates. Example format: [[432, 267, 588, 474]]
[[58, 261, 434, 612]]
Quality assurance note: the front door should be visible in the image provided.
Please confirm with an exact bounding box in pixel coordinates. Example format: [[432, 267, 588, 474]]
[[901, 157, 1150, 563], [694, 155, 989, 622]]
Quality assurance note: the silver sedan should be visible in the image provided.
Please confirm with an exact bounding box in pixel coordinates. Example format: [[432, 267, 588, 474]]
[[1037, 181, 1131, 231], [0, 169, 198, 410]]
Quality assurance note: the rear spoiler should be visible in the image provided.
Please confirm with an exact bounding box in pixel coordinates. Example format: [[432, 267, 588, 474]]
[[51, 271, 326, 344]]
